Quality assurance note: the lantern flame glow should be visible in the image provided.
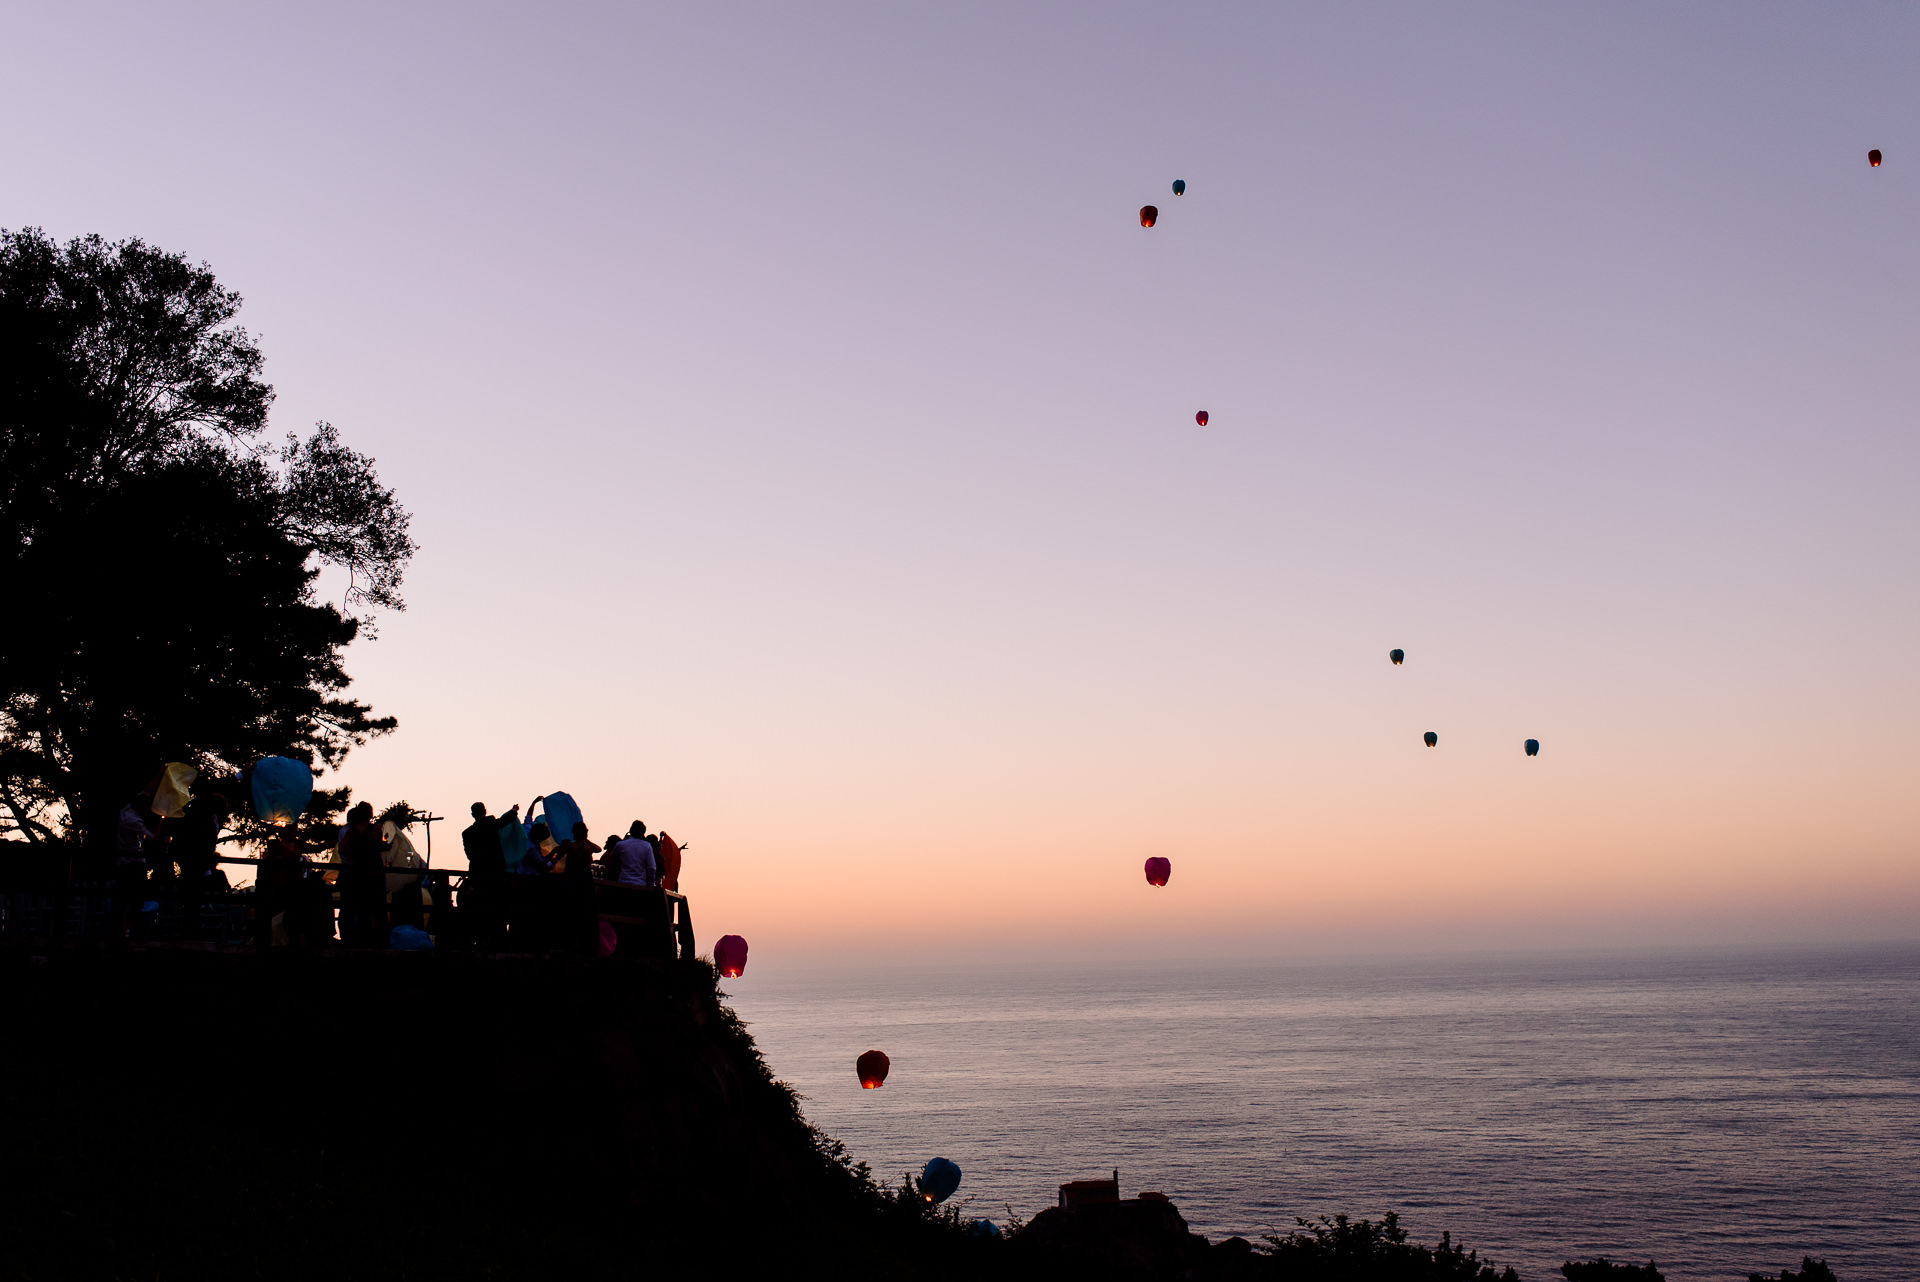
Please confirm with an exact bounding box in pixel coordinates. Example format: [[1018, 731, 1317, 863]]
[[714, 934, 749, 977], [856, 1048, 891, 1089]]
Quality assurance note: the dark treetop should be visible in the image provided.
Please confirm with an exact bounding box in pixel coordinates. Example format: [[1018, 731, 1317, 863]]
[[0, 228, 415, 847]]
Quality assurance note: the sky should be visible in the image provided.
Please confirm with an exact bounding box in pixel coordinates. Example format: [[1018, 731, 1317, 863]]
[[6, 2, 1917, 961]]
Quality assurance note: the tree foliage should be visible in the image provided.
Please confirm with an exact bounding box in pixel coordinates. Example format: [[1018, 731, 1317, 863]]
[[0, 228, 414, 846], [1262, 1213, 1521, 1281], [1749, 1260, 1837, 1282], [1561, 1260, 1663, 1281]]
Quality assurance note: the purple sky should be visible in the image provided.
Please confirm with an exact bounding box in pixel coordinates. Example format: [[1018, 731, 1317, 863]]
[[8, 4, 1917, 959]]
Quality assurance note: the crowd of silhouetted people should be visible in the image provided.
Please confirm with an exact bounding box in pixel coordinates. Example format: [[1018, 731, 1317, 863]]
[[104, 783, 685, 958], [457, 795, 683, 956]]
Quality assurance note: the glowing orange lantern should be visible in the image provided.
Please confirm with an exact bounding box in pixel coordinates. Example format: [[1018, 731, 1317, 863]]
[[857, 1049, 890, 1089]]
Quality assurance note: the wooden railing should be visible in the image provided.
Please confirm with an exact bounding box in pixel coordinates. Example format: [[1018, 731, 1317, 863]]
[[0, 850, 698, 960]]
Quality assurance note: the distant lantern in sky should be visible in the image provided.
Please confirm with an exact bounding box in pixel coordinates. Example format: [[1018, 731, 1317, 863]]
[[1195, 410, 1209, 426], [1869, 149, 1882, 167], [920, 1158, 963, 1204], [856, 1049, 891, 1089], [1389, 649, 1404, 665], [1424, 731, 1438, 747], [1525, 739, 1540, 757], [1144, 856, 1172, 887], [1172, 179, 1186, 195], [714, 934, 749, 977], [1140, 205, 1158, 228]]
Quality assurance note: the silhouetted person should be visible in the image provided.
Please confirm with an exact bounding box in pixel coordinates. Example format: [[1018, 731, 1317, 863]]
[[460, 802, 510, 951], [519, 822, 555, 874], [379, 808, 425, 930], [556, 822, 601, 957], [609, 822, 657, 887], [255, 826, 309, 950], [174, 792, 230, 937], [111, 792, 154, 941], [337, 802, 386, 947]]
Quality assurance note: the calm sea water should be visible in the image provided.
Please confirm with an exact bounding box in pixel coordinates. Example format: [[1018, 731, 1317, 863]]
[[723, 946, 1920, 1281]]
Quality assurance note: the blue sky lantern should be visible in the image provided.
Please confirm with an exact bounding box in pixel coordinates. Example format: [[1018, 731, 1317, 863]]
[[499, 817, 529, 866], [250, 756, 313, 826], [538, 791, 584, 843], [1424, 731, 1438, 747], [1390, 648, 1404, 665], [1172, 178, 1186, 195], [1525, 739, 1540, 757], [920, 1157, 962, 1203]]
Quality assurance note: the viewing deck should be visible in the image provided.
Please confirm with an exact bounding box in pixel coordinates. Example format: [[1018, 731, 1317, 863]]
[[0, 846, 695, 959]]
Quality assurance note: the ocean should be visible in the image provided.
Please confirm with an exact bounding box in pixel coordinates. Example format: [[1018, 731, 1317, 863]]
[[723, 946, 1920, 1281]]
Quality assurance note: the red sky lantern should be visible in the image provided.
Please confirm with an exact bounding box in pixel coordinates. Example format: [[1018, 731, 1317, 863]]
[[714, 934, 748, 977], [1868, 149, 1882, 167], [1139, 205, 1158, 228], [1144, 856, 1171, 887], [1195, 410, 1209, 426], [857, 1049, 891, 1089]]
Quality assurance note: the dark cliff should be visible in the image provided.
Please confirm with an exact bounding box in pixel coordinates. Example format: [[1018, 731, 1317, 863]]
[[0, 946, 980, 1281]]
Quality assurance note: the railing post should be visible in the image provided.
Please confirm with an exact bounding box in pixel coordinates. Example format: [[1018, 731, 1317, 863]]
[[674, 894, 695, 962]]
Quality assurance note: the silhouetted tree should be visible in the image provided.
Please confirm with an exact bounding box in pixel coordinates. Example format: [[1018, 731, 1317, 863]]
[[1749, 1259, 1837, 1282], [0, 228, 413, 846], [1261, 1212, 1521, 1280], [1562, 1259, 1663, 1281]]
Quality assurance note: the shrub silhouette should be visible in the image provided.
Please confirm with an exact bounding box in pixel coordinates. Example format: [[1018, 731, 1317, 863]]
[[1749, 1259, 1837, 1282], [1562, 1260, 1663, 1281], [1261, 1212, 1520, 1280]]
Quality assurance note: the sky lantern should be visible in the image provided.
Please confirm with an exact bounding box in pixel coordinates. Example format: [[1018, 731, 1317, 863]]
[[1140, 205, 1158, 228], [714, 934, 749, 977], [1525, 739, 1540, 757], [539, 791, 584, 844], [1389, 648, 1404, 665], [250, 756, 313, 826], [920, 1157, 962, 1204], [1424, 731, 1438, 747], [1172, 179, 1186, 195], [1195, 410, 1209, 426], [1144, 856, 1171, 887], [1869, 149, 1882, 167], [151, 762, 198, 819], [856, 1049, 890, 1089]]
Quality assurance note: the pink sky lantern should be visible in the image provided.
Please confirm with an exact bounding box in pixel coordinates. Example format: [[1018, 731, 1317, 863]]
[[1144, 856, 1171, 887], [857, 1049, 891, 1089], [714, 934, 749, 977]]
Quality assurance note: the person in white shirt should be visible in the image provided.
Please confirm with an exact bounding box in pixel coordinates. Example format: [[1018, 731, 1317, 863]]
[[610, 822, 657, 887]]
